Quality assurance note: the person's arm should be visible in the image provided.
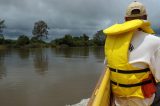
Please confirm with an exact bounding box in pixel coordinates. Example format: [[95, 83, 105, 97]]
[[104, 58, 107, 65], [150, 47, 160, 81]]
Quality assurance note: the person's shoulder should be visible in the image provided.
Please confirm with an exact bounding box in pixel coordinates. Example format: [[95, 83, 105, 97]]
[[134, 31, 160, 42], [146, 34, 160, 42], [145, 33, 160, 48]]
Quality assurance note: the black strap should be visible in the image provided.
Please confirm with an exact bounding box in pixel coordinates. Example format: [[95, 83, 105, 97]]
[[109, 67, 150, 74], [111, 80, 152, 87], [129, 44, 134, 52]]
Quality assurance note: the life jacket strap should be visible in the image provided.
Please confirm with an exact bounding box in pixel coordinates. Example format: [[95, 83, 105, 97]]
[[111, 80, 152, 87], [109, 67, 150, 74]]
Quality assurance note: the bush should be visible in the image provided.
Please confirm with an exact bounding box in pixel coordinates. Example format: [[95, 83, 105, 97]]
[[17, 35, 30, 46], [4, 39, 16, 44], [30, 37, 45, 44]]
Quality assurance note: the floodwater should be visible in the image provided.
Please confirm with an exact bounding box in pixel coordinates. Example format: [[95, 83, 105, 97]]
[[0, 47, 105, 106]]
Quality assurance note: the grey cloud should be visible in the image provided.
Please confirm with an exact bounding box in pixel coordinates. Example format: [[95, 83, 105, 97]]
[[0, 0, 160, 39]]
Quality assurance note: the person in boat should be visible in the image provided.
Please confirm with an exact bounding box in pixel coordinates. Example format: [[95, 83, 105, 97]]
[[103, 1, 160, 106]]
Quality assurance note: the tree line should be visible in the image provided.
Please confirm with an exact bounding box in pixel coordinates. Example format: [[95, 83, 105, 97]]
[[0, 19, 106, 48]]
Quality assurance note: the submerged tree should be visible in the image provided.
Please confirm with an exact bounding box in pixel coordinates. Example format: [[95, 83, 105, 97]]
[[32, 20, 49, 40]]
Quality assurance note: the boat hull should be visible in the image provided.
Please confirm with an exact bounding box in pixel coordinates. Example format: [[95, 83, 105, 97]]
[[88, 67, 111, 106]]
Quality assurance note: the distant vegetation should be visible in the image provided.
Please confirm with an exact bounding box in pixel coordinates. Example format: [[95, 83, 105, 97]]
[[0, 18, 106, 48]]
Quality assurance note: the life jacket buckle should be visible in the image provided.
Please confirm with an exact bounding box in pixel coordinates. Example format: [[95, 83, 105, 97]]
[[117, 83, 119, 86], [115, 82, 119, 86], [116, 69, 118, 73]]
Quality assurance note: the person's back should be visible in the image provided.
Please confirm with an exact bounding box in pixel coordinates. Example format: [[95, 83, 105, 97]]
[[114, 30, 160, 106], [103, 1, 160, 106]]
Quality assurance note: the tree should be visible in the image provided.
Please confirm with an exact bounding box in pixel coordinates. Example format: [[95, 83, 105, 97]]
[[0, 19, 6, 35], [51, 34, 90, 47], [17, 35, 30, 46], [93, 30, 106, 46], [82, 34, 89, 41], [0, 35, 4, 44], [63, 34, 73, 46], [30, 37, 45, 44], [81, 34, 89, 46], [32, 20, 49, 40]]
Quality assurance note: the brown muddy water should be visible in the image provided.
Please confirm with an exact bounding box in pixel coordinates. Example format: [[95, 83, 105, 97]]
[[0, 47, 105, 106]]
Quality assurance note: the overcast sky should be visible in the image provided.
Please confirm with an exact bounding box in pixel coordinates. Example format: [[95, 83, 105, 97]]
[[0, 0, 160, 39]]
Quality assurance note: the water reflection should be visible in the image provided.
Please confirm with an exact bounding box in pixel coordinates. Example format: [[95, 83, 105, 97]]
[[92, 47, 104, 61], [16, 49, 30, 59], [52, 47, 89, 58], [32, 48, 48, 75], [0, 49, 7, 79]]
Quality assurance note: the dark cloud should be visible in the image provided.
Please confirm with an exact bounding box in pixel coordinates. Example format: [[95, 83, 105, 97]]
[[0, 0, 160, 39]]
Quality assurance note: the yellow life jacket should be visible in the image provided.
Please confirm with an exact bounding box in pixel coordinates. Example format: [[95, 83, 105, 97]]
[[103, 19, 155, 98]]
